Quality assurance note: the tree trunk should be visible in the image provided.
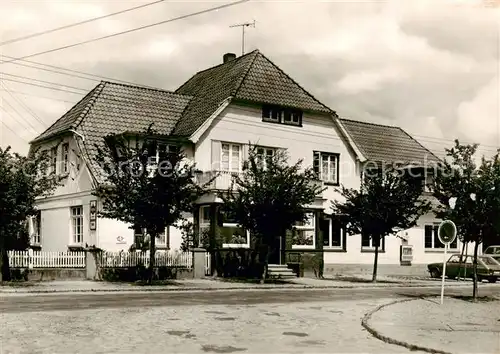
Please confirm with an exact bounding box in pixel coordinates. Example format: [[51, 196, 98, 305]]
[[148, 234, 156, 284], [372, 241, 379, 283], [472, 241, 480, 302], [457, 241, 466, 281], [0, 247, 10, 282], [260, 244, 269, 284]]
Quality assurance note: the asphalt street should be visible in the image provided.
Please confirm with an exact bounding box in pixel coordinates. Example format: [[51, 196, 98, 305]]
[[1, 285, 498, 313]]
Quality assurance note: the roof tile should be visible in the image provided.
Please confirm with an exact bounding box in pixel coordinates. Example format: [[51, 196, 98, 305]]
[[339, 118, 441, 166]]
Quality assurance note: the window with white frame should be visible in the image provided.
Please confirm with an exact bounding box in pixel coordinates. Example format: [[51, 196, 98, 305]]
[[199, 206, 211, 247], [62, 143, 69, 174], [424, 224, 457, 250], [256, 146, 276, 170], [220, 143, 241, 172], [132, 226, 169, 248], [219, 209, 250, 248], [147, 143, 179, 176], [31, 211, 41, 245], [313, 152, 339, 184], [156, 227, 170, 249], [292, 212, 315, 248], [149, 143, 179, 164], [71, 206, 83, 244], [321, 217, 345, 249], [361, 232, 385, 251], [262, 105, 303, 126], [50, 146, 58, 174]]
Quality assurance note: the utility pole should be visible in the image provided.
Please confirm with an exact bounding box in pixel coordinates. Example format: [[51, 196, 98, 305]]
[[229, 20, 255, 55]]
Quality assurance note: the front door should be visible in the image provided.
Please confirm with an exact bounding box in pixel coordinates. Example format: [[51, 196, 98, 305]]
[[268, 236, 282, 264]]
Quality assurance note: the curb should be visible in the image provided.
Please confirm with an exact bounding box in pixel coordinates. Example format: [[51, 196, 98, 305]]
[[0, 282, 476, 294], [361, 298, 453, 354]]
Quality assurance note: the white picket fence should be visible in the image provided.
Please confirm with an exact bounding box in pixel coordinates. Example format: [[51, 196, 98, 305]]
[[8, 250, 86, 268], [99, 251, 193, 269]]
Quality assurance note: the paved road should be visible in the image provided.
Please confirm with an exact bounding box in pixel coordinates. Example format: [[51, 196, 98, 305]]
[[1, 284, 497, 313]]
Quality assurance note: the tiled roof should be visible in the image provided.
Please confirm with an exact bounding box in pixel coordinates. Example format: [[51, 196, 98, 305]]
[[32, 81, 192, 183], [31, 85, 102, 143], [339, 118, 441, 166], [174, 49, 332, 136]]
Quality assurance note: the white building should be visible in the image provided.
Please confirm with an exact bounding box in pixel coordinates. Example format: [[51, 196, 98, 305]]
[[28, 50, 462, 271]]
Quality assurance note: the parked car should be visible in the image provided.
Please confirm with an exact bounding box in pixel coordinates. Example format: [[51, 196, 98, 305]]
[[427, 254, 500, 283], [483, 245, 500, 263]]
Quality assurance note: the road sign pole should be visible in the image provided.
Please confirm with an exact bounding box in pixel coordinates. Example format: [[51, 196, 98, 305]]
[[438, 220, 457, 305], [440, 242, 448, 305]]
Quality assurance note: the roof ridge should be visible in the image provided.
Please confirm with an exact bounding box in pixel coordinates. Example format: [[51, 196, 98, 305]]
[[231, 50, 260, 97], [73, 81, 107, 129], [175, 50, 258, 93], [339, 117, 400, 129], [256, 51, 333, 113], [29, 83, 102, 144], [102, 80, 192, 99]]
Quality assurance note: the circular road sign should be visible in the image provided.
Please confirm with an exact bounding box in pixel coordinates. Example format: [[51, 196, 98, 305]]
[[438, 220, 457, 245]]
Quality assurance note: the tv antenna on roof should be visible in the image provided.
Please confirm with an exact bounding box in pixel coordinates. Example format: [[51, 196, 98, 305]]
[[229, 20, 255, 55]]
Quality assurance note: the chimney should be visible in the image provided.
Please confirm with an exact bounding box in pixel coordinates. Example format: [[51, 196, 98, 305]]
[[223, 53, 236, 63]]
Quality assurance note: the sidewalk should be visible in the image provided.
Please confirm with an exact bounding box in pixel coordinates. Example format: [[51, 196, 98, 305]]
[[0, 276, 484, 294], [364, 296, 500, 354]]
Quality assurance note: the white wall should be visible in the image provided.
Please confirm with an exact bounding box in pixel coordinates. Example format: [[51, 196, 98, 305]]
[[37, 192, 95, 251], [195, 103, 361, 212], [193, 103, 460, 265]]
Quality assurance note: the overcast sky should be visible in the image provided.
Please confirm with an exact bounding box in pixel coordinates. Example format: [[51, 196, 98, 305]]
[[1, 0, 499, 159]]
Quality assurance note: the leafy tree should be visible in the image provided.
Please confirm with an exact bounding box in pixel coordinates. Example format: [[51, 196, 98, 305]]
[[0, 146, 60, 281], [93, 126, 209, 284], [332, 165, 431, 282], [433, 140, 500, 300], [220, 146, 323, 283]]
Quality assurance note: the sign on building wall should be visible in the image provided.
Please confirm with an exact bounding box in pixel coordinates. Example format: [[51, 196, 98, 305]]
[[89, 200, 97, 231], [116, 236, 126, 245], [400, 245, 413, 262]]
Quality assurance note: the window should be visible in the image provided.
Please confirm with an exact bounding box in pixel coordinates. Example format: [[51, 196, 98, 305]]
[[313, 152, 339, 185], [322, 217, 345, 249], [149, 143, 179, 165], [292, 212, 315, 248], [31, 211, 41, 245], [422, 173, 434, 193], [134, 226, 146, 247], [147, 143, 179, 176], [361, 232, 385, 251], [262, 105, 302, 126], [156, 227, 170, 248], [221, 143, 241, 172], [219, 209, 249, 248], [256, 147, 276, 170], [424, 224, 458, 250], [71, 206, 83, 244], [50, 146, 58, 174], [199, 206, 211, 247], [262, 105, 281, 122], [61, 143, 69, 174]]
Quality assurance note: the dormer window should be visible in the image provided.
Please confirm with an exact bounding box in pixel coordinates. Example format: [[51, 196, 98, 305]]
[[148, 143, 180, 165], [262, 104, 302, 126]]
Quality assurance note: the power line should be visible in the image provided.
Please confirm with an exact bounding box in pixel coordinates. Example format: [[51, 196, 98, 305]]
[[0, 0, 166, 47], [0, 119, 29, 143], [0, 0, 250, 65], [0, 78, 84, 94], [1, 72, 88, 92], [1, 98, 40, 134], [1, 60, 100, 83], [1, 82, 47, 128], [0, 89, 77, 104]]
